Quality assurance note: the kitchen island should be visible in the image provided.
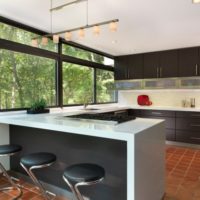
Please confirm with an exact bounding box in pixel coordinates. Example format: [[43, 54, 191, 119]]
[[0, 107, 165, 200]]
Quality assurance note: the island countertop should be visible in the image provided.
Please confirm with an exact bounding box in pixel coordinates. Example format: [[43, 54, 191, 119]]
[[0, 106, 164, 141]]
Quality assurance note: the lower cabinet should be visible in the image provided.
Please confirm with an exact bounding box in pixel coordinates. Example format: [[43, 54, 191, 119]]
[[166, 129, 176, 141], [176, 130, 200, 144]]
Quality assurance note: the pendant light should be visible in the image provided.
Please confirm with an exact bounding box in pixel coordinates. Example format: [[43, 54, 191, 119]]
[[53, 34, 59, 43], [192, 0, 200, 3], [41, 37, 48, 45], [109, 21, 117, 32], [31, 39, 38, 47], [78, 28, 85, 38], [93, 25, 100, 35], [65, 32, 72, 41]]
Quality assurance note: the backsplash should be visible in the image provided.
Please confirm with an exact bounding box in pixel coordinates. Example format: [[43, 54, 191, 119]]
[[118, 90, 200, 107]]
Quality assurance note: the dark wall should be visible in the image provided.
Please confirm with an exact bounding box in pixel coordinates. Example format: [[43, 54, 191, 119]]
[[10, 125, 127, 200]]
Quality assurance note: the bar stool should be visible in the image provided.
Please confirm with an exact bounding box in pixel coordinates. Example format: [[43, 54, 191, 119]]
[[0, 144, 23, 199], [63, 163, 105, 200], [20, 152, 56, 200]]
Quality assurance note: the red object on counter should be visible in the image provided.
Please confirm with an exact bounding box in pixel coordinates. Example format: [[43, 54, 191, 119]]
[[137, 95, 152, 106]]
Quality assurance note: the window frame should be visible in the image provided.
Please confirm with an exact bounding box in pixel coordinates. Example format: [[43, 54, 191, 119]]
[[0, 16, 116, 111]]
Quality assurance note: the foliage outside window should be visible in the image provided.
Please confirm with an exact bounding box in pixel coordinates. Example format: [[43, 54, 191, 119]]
[[96, 69, 115, 103], [63, 62, 94, 105], [0, 49, 56, 109], [0, 22, 57, 52], [62, 44, 114, 67]]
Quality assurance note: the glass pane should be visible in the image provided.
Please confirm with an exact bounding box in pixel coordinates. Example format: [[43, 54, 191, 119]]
[[63, 62, 94, 105], [0, 22, 57, 52], [96, 69, 116, 103], [0, 49, 57, 109], [62, 44, 114, 66]]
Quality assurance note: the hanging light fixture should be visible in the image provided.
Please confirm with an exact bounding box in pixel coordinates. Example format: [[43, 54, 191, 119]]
[[65, 32, 72, 41], [78, 28, 85, 38], [192, 0, 200, 3], [93, 25, 100, 35], [109, 21, 118, 32], [31, 39, 38, 47], [31, 0, 119, 45], [41, 37, 48, 45]]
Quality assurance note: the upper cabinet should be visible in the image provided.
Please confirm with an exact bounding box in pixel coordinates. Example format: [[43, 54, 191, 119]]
[[115, 54, 143, 80], [115, 56, 128, 80], [143, 53, 159, 78], [178, 47, 199, 77], [128, 54, 143, 79], [114, 46, 200, 81], [159, 50, 178, 78]]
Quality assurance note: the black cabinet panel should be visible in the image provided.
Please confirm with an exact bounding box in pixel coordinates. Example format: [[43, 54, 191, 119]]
[[176, 130, 200, 144], [140, 110, 175, 117], [176, 118, 200, 131], [176, 111, 200, 118], [115, 56, 128, 80], [143, 53, 159, 78], [128, 54, 143, 79], [159, 50, 178, 78], [166, 129, 176, 141], [178, 47, 199, 77]]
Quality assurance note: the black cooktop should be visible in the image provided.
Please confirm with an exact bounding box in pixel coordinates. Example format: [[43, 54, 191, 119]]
[[66, 113, 136, 124]]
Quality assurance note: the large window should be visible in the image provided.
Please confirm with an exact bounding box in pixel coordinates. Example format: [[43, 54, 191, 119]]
[[0, 19, 116, 110], [62, 44, 114, 66], [0, 49, 56, 109], [63, 62, 94, 105], [96, 69, 115, 103], [0, 22, 57, 52]]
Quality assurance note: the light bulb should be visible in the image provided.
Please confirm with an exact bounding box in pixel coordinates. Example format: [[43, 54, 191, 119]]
[[78, 28, 85, 38], [53, 35, 59, 43], [93, 25, 100, 36], [65, 32, 72, 41], [192, 0, 200, 3], [109, 21, 117, 32], [31, 39, 38, 47], [41, 37, 48, 45]]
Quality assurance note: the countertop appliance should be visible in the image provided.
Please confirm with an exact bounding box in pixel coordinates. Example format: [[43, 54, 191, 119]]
[[137, 95, 152, 106], [65, 111, 136, 124]]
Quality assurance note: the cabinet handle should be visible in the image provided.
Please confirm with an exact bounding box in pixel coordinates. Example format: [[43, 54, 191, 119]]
[[160, 67, 162, 78], [191, 114, 200, 117], [151, 112, 163, 115], [157, 67, 159, 78], [190, 124, 200, 127], [196, 64, 198, 76], [190, 137, 200, 140]]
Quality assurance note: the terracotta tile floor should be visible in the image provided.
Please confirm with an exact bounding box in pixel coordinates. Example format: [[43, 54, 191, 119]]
[[1, 145, 200, 200]]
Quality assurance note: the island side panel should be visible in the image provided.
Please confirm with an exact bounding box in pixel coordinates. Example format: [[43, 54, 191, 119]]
[[0, 124, 10, 170], [135, 122, 165, 200], [10, 125, 127, 200]]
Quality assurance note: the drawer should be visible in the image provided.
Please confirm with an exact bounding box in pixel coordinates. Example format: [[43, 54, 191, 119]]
[[140, 110, 175, 117], [176, 130, 200, 144], [166, 129, 176, 141], [141, 116, 175, 129], [128, 109, 141, 117], [176, 111, 200, 118], [176, 118, 200, 131]]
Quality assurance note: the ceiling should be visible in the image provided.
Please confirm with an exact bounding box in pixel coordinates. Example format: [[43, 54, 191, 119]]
[[0, 0, 200, 56]]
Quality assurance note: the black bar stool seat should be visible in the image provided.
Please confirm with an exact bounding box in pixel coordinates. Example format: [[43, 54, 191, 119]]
[[0, 144, 22, 155], [20, 152, 56, 200], [0, 144, 23, 199], [63, 163, 105, 200], [20, 152, 56, 168], [63, 163, 105, 183]]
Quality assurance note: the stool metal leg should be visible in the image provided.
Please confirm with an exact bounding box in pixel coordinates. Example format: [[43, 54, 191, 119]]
[[20, 162, 55, 200], [63, 176, 104, 200], [0, 162, 23, 199]]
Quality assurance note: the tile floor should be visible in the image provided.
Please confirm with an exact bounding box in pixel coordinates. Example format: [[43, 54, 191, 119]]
[[1, 145, 200, 200]]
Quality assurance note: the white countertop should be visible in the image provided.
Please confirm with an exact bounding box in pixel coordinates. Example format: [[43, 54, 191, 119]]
[[0, 105, 163, 141]]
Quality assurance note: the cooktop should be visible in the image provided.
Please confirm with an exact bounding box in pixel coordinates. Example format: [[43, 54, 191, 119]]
[[65, 113, 136, 124]]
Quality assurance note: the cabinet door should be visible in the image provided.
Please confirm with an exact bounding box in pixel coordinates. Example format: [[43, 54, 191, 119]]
[[178, 47, 199, 77], [115, 56, 128, 80], [159, 50, 178, 78], [166, 129, 176, 141], [128, 54, 143, 79], [143, 53, 159, 78]]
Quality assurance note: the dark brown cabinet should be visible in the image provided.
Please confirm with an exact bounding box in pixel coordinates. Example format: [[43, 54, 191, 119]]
[[143, 53, 159, 78], [159, 50, 178, 78], [115, 55, 143, 80], [115, 56, 128, 80], [128, 54, 143, 79], [139, 109, 176, 141], [178, 47, 200, 77]]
